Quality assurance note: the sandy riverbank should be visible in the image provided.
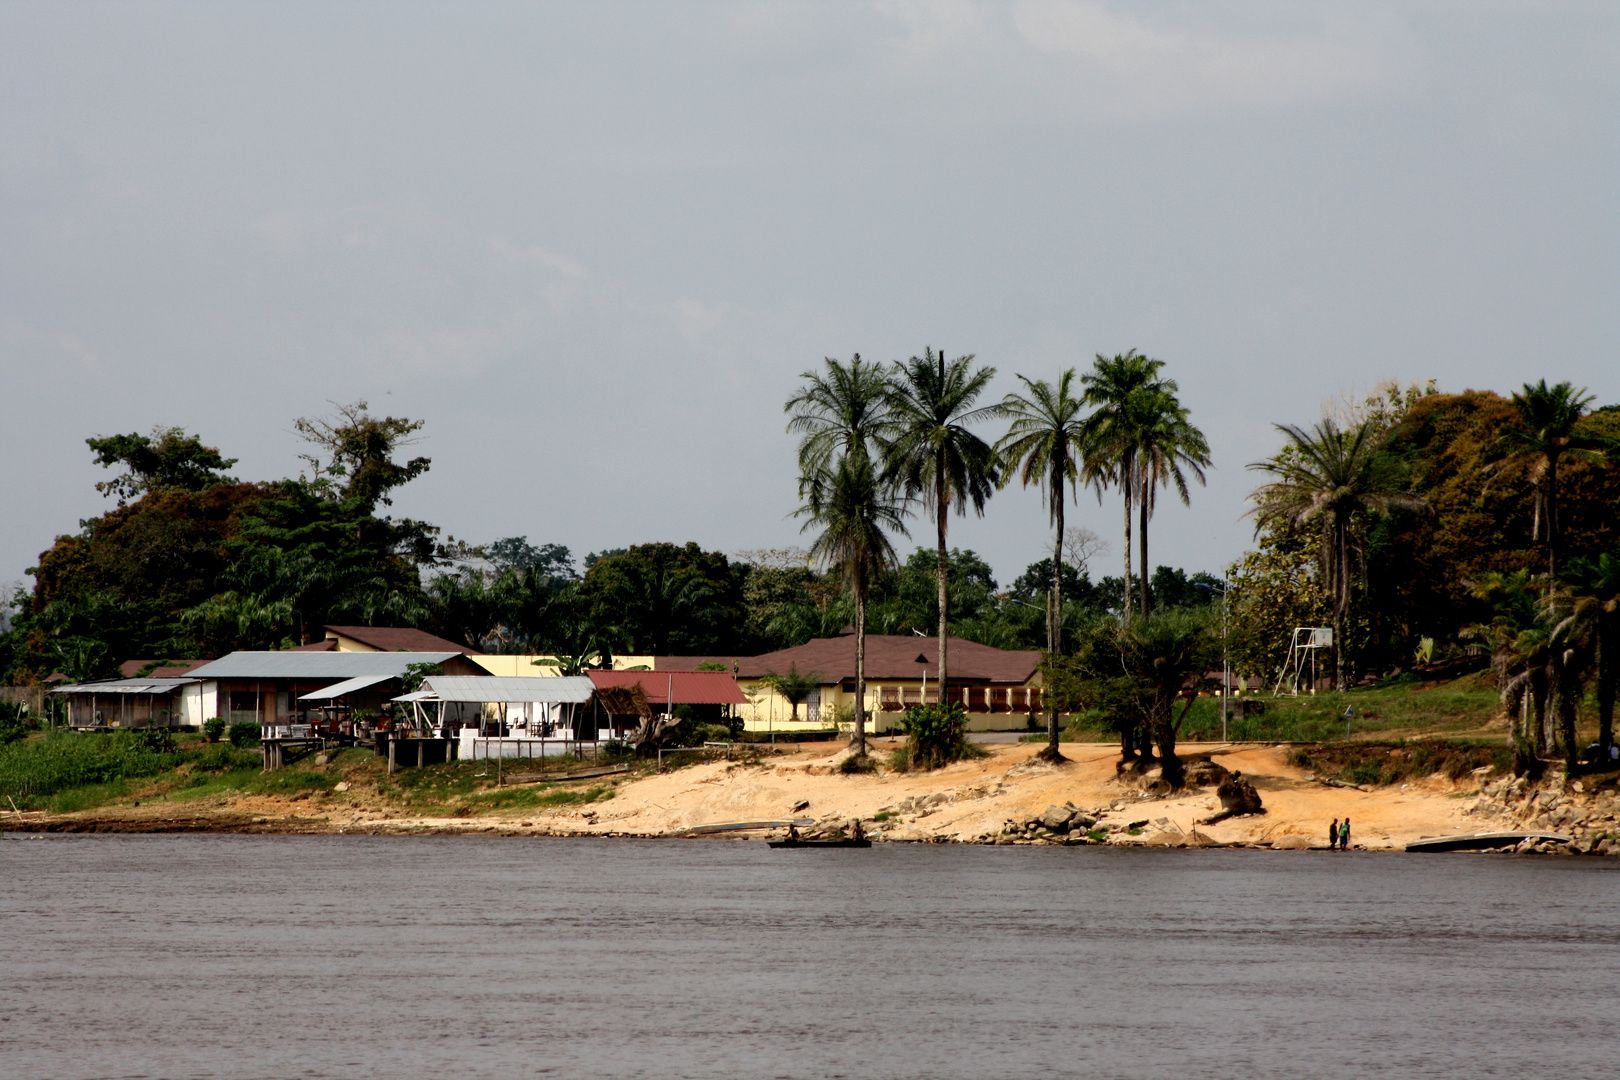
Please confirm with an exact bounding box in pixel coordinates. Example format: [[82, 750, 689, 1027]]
[[9, 739, 1575, 850]]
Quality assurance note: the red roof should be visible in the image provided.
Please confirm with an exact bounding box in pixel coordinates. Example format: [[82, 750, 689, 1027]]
[[118, 659, 212, 679], [288, 639, 339, 652], [322, 626, 476, 654], [587, 669, 747, 705], [652, 634, 1040, 685]]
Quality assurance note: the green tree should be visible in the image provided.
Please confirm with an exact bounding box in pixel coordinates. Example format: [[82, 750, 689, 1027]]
[[1249, 417, 1429, 690], [1130, 388, 1210, 616], [580, 543, 745, 654], [758, 664, 823, 723], [294, 400, 431, 508], [882, 347, 1000, 700], [795, 450, 909, 755], [995, 367, 1091, 759], [785, 354, 894, 479], [1494, 380, 1603, 578], [1078, 350, 1164, 622], [86, 427, 238, 505]]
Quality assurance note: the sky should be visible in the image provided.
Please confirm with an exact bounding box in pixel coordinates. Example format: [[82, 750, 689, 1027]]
[[2, 0, 1616, 594]]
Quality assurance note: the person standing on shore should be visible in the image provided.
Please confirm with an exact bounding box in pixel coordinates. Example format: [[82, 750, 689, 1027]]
[[1329, 818, 1340, 850], [1340, 818, 1351, 850]]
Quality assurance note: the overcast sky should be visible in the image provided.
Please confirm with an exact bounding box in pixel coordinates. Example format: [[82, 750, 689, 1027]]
[[2, 1, 1615, 593]]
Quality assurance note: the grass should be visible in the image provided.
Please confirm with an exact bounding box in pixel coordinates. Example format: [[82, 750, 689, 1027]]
[[465, 784, 616, 811], [0, 731, 189, 806], [1027, 677, 1504, 745], [1288, 740, 1512, 787]]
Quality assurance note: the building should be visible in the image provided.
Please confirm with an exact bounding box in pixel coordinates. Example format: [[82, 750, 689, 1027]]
[[180, 650, 488, 732], [583, 669, 749, 739], [650, 629, 1044, 734], [54, 677, 200, 729], [289, 625, 477, 654]]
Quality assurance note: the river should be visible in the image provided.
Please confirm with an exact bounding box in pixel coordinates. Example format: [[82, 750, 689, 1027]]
[[3, 834, 1615, 1079]]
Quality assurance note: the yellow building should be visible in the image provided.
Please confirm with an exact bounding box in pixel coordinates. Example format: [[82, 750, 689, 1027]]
[[646, 630, 1045, 734]]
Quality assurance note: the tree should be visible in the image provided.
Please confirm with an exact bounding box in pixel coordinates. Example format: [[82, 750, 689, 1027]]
[[1249, 417, 1429, 690], [1494, 380, 1602, 578], [1548, 549, 1620, 768], [580, 543, 745, 655], [758, 664, 823, 723], [1130, 387, 1210, 616], [1078, 351, 1165, 622], [86, 427, 238, 505], [294, 400, 431, 508], [882, 347, 1000, 702], [785, 354, 893, 479], [795, 450, 908, 755], [995, 367, 1091, 760]]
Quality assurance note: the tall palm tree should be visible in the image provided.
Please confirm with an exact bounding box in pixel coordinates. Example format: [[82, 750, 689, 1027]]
[[1249, 417, 1429, 691], [995, 368, 1091, 760], [785, 354, 893, 481], [1131, 387, 1210, 616], [1495, 380, 1599, 578], [795, 451, 909, 755], [1078, 350, 1166, 622], [882, 347, 1000, 701]]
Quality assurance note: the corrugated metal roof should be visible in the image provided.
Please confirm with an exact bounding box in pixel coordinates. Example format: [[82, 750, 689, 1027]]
[[51, 678, 198, 694], [298, 673, 396, 700], [187, 651, 461, 679], [586, 669, 747, 705], [420, 676, 596, 703]]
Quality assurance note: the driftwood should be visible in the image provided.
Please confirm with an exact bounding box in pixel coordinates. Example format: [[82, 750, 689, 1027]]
[[1201, 771, 1265, 825]]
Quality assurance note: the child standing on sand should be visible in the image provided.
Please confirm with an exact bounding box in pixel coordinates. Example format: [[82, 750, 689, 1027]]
[[1340, 818, 1351, 850], [1329, 818, 1340, 850]]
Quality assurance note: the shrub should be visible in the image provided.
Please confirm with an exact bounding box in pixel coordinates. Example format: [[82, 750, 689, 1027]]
[[839, 752, 879, 775], [0, 731, 187, 801], [227, 721, 261, 747], [0, 702, 29, 746], [203, 717, 226, 742], [896, 703, 985, 771], [191, 744, 261, 773]]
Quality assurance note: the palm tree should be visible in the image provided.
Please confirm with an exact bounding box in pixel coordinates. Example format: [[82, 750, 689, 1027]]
[[785, 354, 893, 481], [1131, 387, 1210, 617], [1078, 350, 1166, 622], [995, 368, 1091, 760], [1249, 417, 1429, 691], [1495, 380, 1600, 578], [882, 347, 1000, 702], [795, 451, 909, 755], [1548, 549, 1620, 769]]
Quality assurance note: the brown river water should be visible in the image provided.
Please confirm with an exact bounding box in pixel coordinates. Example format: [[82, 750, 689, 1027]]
[[3, 834, 1616, 1079]]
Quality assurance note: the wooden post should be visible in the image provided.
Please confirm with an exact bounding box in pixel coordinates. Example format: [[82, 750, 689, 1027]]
[[388, 736, 395, 776]]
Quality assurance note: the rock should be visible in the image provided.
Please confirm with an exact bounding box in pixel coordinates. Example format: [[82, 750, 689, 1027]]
[[314, 753, 331, 766], [1070, 814, 1097, 830], [1271, 834, 1312, 850], [334, 781, 350, 792], [1201, 772, 1264, 824], [1183, 758, 1232, 788], [790, 799, 810, 813], [1040, 805, 1074, 832]]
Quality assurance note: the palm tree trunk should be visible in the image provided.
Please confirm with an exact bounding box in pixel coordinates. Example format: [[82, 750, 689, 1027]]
[[1600, 610, 1615, 756], [1558, 648, 1579, 774], [1333, 515, 1349, 692], [854, 584, 867, 757], [1532, 664, 1549, 755], [1121, 484, 1133, 623], [1547, 452, 1560, 578], [1043, 489, 1065, 761], [1138, 489, 1150, 617], [936, 467, 949, 707]]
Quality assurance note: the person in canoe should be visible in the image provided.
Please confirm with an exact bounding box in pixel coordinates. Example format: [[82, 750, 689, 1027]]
[[787, 823, 800, 842], [852, 819, 865, 842]]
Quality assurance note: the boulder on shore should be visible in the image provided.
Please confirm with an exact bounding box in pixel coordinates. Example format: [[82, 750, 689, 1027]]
[[1201, 771, 1264, 824]]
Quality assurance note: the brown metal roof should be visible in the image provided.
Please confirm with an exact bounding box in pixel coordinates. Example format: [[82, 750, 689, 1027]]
[[587, 669, 748, 705], [654, 635, 1041, 685], [118, 659, 212, 679], [323, 626, 477, 654]]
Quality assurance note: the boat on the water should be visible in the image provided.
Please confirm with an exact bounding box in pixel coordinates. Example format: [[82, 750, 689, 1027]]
[[1405, 831, 1571, 853], [768, 838, 873, 849]]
